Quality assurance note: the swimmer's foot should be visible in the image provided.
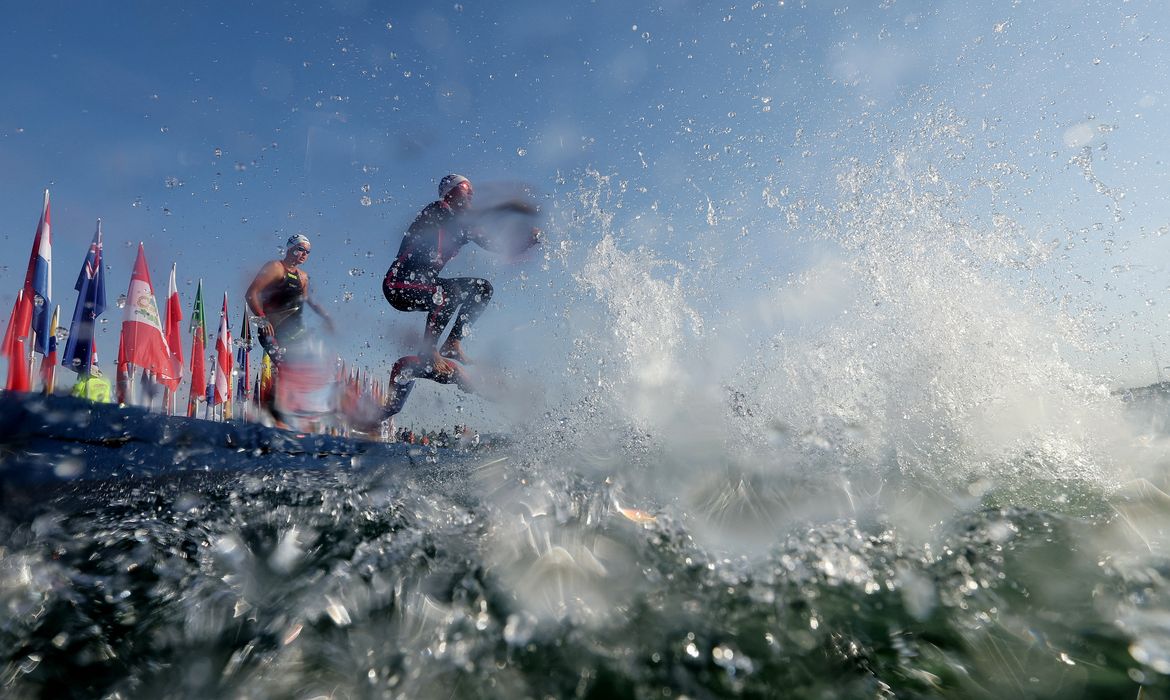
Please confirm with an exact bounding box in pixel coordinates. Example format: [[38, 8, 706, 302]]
[[426, 348, 456, 376], [439, 338, 472, 365]]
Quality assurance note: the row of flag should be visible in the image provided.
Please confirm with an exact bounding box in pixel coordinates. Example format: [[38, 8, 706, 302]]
[[1, 190, 251, 417], [2, 189, 399, 430]]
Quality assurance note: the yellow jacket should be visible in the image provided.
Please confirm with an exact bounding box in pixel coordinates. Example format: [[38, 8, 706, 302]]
[[72, 373, 112, 403]]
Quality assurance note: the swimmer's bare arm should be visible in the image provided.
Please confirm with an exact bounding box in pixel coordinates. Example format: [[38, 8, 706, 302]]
[[246, 261, 284, 337], [302, 272, 336, 333]]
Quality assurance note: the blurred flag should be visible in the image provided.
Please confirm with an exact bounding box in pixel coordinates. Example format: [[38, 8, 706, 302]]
[[186, 281, 207, 417], [61, 220, 106, 374], [258, 353, 273, 409], [236, 302, 253, 404], [2, 290, 31, 392], [213, 292, 233, 410], [117, 243, 177, 401], [40, 306, 59, 393], [163, 263, 184, 392], [22, 189, 53, 355]]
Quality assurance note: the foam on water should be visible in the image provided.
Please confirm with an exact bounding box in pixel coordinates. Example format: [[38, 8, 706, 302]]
[[495, 106, 1170, 564]]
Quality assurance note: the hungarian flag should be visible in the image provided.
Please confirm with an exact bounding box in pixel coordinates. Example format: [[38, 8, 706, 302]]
[[61, 220, 106, 374], [22, 189, 53, 356], [40, 305, 59, 393], [186, 280, 206, 417], [117, 244, 176, 385], [163, 263, 184, 392], [213, 292, 233, 408], [2, 290, 31, 392]]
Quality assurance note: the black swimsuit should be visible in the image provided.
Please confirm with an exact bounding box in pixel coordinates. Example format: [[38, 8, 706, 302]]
[[383, 200, 493, 347], [258, 266, 306, 358]]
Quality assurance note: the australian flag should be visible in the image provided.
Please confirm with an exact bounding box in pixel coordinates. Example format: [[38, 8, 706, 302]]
[[61, 221, 106, 373]]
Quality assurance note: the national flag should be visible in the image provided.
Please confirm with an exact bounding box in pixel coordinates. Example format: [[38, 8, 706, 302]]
[[163, 263, 184, 392], [61, 220, 107, 374], [2, 290, 31, 392], [40, 306, 59, 393], [213, 292, 233, 408], [186, 280, 207, 417], [258, 353, 274, 408], [235, 302, 253, 403], [117, 243, 177, 385], [21, 189, 53, 355]]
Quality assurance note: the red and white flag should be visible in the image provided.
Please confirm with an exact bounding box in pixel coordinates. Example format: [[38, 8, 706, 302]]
[[213, 292, 233, 407], [186, 280, 206, 417], [2, 290, 32, 392], [163, 263, 184, 392], [118, 243, 176, 384]]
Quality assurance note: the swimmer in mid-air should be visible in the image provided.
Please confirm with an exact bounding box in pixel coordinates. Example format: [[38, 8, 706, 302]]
[[382, 174, 540, 374]]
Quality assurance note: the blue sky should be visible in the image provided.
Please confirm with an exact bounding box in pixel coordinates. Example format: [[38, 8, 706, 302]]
[[2, 1, 1169, 426]]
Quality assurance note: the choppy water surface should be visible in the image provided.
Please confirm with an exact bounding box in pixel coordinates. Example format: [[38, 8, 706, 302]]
[[3, 425, 1170, 699]]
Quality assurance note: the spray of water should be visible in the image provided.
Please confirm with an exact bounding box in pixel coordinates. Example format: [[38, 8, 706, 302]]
[[491, 106, 1170, 568]]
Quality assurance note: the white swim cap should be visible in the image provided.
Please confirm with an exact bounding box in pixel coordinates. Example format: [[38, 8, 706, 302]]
[[438, 174, 470, 198], [286, 233, 310, 250]]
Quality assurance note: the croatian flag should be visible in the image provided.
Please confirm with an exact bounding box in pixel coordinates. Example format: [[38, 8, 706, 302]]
[[118, 243, 176, 384], [22, 189, 53, 355], [61, 220, 106, 374], [163, 263, 184, 392], [213, 292, 233, 407]]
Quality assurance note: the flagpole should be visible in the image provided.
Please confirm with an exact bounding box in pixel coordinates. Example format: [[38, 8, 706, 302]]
[[27, 344, 36, 390]]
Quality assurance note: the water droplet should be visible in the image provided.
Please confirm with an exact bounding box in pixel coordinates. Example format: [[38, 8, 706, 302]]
[[516, 147, 527, 156], [360, 196, 372, 207], [116, 294, 127, 309], [214, 147, 223, 158]]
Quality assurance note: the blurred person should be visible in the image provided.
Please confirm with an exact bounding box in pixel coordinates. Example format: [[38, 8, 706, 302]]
[[246, 234, 334, 360], [246, 234, 334, 421], [71, 366, 112, 403], [382, 174, 540, 374]]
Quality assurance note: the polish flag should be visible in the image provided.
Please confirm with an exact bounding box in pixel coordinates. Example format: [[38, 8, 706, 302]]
[[117, 244, 176, 383], [213, 292, 233, 406], [163, 263, 184, 391]]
